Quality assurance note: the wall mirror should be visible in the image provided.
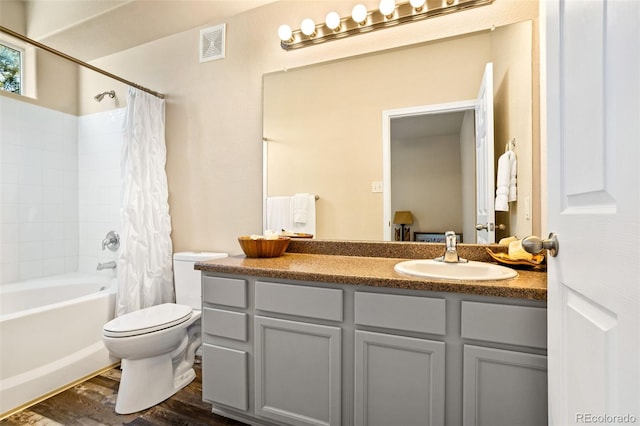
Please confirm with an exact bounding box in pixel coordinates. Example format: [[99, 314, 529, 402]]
[[263, 20, 535, 242]]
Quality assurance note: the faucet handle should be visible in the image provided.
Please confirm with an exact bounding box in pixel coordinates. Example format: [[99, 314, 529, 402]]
[[102, 230, 120, 251]]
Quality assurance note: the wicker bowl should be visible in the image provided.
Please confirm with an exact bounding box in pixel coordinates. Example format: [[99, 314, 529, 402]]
[[238, 236, 291, 258]]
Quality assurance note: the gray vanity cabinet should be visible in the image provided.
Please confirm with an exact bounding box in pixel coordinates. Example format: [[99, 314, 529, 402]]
[[462, 345, 547, 426], [201, 276, 250, 412], [254, 316, 341, 426], [353, 292, 446, 426], [461, 301, 548, 426], [254, 281, 344, 426], [354, 330, 445, 426], [200, 272, 547, 426]]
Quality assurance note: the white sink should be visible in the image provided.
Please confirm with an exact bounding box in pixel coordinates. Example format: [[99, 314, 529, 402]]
[[394, 259, 517, 281]]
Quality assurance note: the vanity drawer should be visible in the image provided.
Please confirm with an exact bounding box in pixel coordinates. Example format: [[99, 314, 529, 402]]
[[255, 281, 343, 321], [461, 301, 547, 349], [202, 276, 247, 308], [203, 308, 247, 341], [354, 292, 446, 335], [202, 344, 248, 411]]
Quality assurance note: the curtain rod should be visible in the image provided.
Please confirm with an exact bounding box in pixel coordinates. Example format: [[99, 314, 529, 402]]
[[0, 25, 165, 99]]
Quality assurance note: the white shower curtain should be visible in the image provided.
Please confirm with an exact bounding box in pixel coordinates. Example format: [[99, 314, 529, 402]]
[[116, 88, 174, 317]]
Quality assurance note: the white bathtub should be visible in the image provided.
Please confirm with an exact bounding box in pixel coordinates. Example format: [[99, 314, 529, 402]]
[[0, 272, 119, 418]]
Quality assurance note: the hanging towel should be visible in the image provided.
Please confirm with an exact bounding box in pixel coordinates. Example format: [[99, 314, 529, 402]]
[[292, 193, 309, 224], [266, 196, 291, 234], [290, 194, 316, 235], [495, 150, 517, 211], [508, 153, 517, 202]]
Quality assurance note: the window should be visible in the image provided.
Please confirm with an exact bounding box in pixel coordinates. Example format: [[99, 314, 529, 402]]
[[0, 42, 23, 95]]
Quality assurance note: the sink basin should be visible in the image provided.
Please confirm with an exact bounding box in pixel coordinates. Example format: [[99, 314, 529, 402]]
[[394, 259, 517, 281]]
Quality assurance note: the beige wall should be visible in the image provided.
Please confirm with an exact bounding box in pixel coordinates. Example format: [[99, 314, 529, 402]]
[[1, 0, 79, 114], [265, 32, 492, 240], [491, 20, 535, 240], [58, 0, 537, 254], [265, 21, 534, 241]]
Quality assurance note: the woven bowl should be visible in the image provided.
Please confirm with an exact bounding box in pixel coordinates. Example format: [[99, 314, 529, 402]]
[[238, 236, 291, 258]]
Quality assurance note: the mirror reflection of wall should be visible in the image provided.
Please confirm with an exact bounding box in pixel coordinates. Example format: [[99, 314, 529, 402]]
[[391, 110, 475, 242], [264, 20, 536, 241]]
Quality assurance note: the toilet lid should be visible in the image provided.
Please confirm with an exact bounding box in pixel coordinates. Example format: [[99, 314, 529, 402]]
[[103, 303, 193, 338]]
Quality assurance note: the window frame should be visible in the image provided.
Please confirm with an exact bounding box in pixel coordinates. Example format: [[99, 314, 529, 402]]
[[1, 38, 26, 95]]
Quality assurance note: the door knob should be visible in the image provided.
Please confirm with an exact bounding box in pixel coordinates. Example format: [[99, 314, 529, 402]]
[[522, 233, 559, 257], [475, 223, 507, 231]]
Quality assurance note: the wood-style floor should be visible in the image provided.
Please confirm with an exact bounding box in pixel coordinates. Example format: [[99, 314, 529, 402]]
[[0, 359, 247, 426]]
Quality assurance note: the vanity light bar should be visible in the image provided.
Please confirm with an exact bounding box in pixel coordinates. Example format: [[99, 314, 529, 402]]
[[279, 0, 494, 51]]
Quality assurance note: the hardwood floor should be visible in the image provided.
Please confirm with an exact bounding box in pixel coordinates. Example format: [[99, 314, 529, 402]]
[[0, 359, 247, 426]]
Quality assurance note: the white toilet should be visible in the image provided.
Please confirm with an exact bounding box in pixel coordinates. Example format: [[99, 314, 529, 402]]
[[102, 251, 227, 414]]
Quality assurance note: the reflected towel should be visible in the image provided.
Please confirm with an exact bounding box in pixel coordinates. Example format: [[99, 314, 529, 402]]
[[292, 193, 309, 224], [495, 150, 517, 211], [509, 153, 517, 202], [291, 194, 316, 235], [266, 196, 291, 234]]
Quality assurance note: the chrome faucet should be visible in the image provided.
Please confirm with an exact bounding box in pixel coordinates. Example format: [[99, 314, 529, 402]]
[[97, 260, 117, 270], [435, 231, 468, 263], [102, 230, 120, 251]]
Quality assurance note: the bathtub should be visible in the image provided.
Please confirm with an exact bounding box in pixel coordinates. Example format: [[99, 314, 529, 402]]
[[0, 272, 119, 418]]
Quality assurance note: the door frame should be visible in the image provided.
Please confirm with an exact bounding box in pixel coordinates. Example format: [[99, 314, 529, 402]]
[[382, 100, 476, 241]]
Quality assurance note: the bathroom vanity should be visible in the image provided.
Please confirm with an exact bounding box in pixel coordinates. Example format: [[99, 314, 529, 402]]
[[195, 241, 547, 426]]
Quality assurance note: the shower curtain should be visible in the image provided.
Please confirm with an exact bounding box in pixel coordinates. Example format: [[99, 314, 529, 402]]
[[116, 88, 174, 317]]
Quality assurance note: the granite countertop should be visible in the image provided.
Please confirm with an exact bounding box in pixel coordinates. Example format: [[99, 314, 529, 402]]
[[195, 250, 547, 301]]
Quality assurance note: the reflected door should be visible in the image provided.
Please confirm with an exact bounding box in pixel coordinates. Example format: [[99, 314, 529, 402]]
[[474, 62, 495, 243]]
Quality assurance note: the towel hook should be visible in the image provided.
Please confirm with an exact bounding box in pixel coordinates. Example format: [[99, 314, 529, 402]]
[[505, 138, 516, 152]]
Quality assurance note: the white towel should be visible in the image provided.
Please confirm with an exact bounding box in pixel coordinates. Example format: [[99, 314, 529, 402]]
[[495, 150, 517, 211], [508, 154, 517, 202], [266, 196, 291, 234], [290, 194, 316, 235], [292, 193, 309, 224], [266, 194, 316, 236]]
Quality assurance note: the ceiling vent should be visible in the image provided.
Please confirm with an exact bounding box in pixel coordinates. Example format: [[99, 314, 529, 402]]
[[199, 24, 226, 63]]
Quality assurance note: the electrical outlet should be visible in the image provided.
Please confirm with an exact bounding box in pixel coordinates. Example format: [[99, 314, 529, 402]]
[[371, 181, 383, 193]]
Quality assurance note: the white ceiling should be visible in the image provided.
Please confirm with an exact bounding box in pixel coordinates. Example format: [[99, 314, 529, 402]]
[[391, 111, 467, 140], [24, 0, 277, 61]]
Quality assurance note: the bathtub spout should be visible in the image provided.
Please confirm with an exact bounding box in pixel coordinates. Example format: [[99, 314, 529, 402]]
[[97, 261, 117, 270]]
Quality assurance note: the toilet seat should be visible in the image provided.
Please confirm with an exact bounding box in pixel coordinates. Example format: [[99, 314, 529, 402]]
[[104, 303, 193, 338]]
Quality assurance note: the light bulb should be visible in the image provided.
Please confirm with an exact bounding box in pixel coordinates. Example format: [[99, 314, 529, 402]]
[[409, 0, 426, 11], [325, 11, 341, 31], [278, 24, 292, 41], [379, 0, 396, 18], [351, 4, 368, 25], [300, 18, 316, 37]]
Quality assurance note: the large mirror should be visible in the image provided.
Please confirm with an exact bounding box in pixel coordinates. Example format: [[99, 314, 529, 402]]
[[263, 21, 536, 242]]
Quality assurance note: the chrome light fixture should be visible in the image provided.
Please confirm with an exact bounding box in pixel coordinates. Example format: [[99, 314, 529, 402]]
[[278, 0, 494, 51]]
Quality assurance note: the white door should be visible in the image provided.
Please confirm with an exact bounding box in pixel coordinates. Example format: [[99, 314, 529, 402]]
[[545, 0, 639, 424], [475, 62, 495, 243]]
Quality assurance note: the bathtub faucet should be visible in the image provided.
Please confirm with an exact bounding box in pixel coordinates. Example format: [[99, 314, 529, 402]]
[[97, 261, 117, 270]]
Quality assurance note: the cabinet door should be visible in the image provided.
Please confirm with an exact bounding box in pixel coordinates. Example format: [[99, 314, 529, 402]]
[[202, 344, 248, 411], [254, 316, 341, 426], [463, 345, 547, 426], [354, 330, 445, 426]]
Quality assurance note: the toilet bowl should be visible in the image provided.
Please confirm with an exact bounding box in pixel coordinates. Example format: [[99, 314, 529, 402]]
[[102, 303, 202, 414], [102, 251, 227, 414]]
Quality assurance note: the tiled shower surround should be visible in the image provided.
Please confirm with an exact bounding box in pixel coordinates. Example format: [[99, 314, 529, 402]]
[[0, 95, 124, 284]]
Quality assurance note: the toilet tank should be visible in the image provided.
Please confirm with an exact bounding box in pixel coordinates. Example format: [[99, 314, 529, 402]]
[[173, 252, 228, 309]]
